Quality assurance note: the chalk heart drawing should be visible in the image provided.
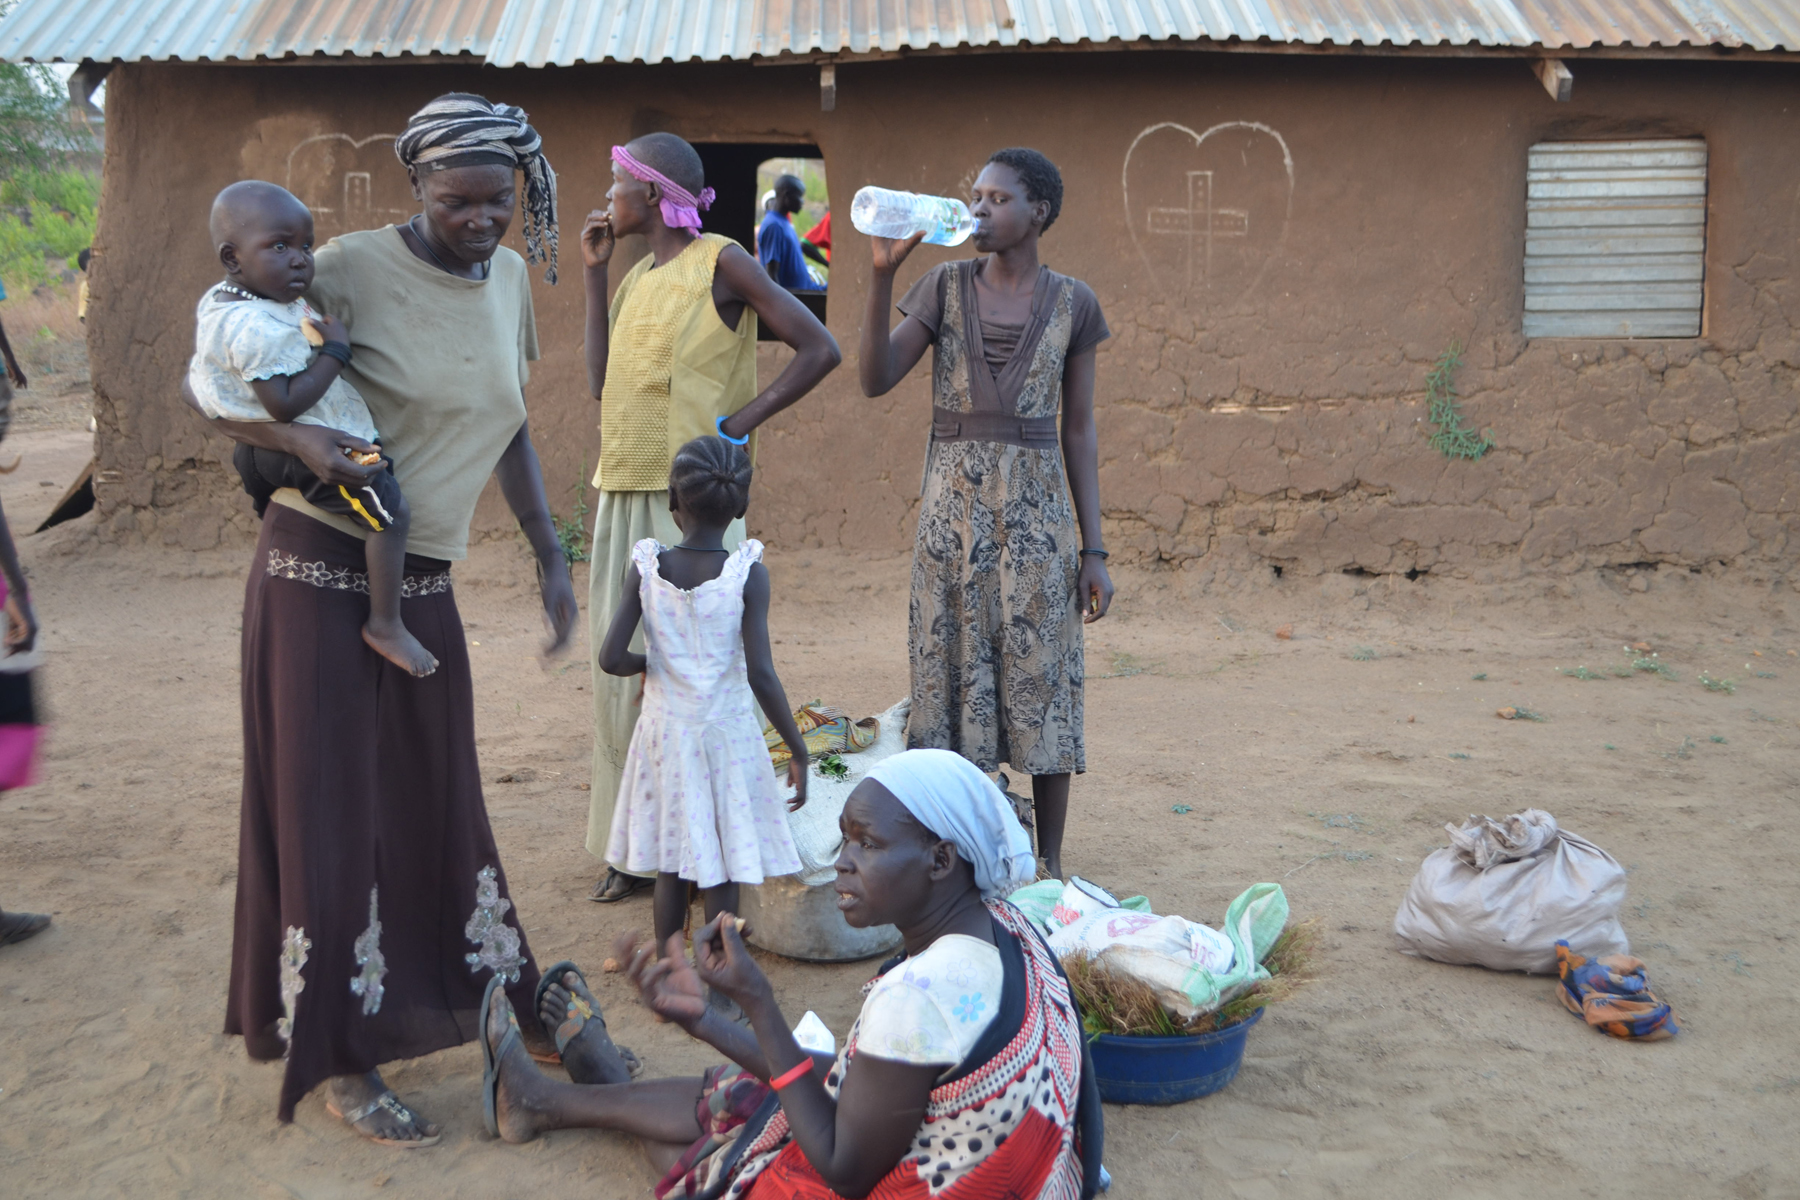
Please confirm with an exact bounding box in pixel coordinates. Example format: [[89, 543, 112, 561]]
[[1123, 122, 1294, 303], [286, 133, 412, 242]]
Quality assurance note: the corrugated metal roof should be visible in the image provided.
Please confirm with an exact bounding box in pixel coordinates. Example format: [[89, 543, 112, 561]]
[[1, 0, 1794, 65], [486, 0, 1800, 64], [0, 0, 508, 64]]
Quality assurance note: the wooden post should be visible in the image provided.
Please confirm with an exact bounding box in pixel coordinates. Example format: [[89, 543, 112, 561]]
[[820, 63, 837, 112], [1535, 58, 1573, 102]]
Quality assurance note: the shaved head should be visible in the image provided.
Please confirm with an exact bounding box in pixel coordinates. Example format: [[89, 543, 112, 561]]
[[210, 181, 309, 251], [624, 133, 704, 195]]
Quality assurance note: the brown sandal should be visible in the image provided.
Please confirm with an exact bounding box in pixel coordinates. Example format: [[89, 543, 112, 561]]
[[325, 1090, 441, 1149]]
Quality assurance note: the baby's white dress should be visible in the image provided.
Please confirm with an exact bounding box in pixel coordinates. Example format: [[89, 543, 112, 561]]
[[607, 539, 803, 888]]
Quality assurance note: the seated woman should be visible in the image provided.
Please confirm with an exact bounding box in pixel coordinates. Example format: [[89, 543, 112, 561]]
[[480, 748, 1102, 1199]]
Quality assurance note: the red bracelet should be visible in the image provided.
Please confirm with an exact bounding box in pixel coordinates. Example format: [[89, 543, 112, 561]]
[[769, 1059, 813, 1091]]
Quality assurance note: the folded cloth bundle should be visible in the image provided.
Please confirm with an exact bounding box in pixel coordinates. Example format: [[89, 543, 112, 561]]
[[764, 701, 879, 770], [1554, 940, 1679, 1040]]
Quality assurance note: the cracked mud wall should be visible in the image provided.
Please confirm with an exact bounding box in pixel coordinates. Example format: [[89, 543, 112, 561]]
[[87, 55, 1799, 579]]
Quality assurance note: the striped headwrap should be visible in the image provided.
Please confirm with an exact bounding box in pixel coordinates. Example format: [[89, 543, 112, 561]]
[[394, 93, 560, 283]]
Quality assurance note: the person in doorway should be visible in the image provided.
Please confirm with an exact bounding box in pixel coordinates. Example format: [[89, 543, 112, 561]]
[[478, 749, 1102, 1200], [802, 208, 831, 265], [597, 435, 809, 997], [756, 174, 817, 290], [198, 92, 573, 1143], [858, 148, 1113, 881], [581, 133, 839, 904]]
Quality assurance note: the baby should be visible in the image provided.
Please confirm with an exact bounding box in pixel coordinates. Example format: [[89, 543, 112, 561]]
[[188, 181, 435, 677]]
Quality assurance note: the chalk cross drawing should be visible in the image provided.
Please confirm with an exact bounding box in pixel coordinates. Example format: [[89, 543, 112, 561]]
[[1145, 171, 1250, 285], [1123, 121, 1294, 303]]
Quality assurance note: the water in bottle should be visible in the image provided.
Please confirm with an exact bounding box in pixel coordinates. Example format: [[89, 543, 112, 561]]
[[850, 186, 974, 247]]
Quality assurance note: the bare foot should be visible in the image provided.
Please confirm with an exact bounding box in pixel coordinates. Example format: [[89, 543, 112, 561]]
[[486, 985, 553, 1144], [327, 1071, 440, 1145], [538, 969, 637, 1085], [363, 618, 438, 677]]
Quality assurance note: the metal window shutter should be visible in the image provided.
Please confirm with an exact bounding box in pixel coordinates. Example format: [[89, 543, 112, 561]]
[[1524, 140, 1707, 339]]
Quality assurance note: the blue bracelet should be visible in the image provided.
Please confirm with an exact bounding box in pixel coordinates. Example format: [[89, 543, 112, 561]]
[[716, 415, 750, 446]]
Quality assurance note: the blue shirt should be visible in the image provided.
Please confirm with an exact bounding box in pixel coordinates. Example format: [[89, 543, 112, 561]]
[[757, 211, 810, 291]]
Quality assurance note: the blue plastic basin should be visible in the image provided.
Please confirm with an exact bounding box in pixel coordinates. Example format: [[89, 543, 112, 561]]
[[1088, 1007, 1262, 1105]]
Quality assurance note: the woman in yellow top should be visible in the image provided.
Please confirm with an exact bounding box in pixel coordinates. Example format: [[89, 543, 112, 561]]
[[583, 133, 840, 903]]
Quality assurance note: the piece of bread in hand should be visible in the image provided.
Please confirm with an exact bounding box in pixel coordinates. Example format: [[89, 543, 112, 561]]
[[343, 448, 383, 466], [302, 318, 325, 347]]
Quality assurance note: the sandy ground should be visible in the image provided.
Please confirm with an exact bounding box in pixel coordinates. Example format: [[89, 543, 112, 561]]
[[0, 334, 1795, 1197], [0, 519, 1794, 1199]]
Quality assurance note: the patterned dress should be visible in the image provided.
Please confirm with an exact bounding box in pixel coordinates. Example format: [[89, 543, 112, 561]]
[[606, 539, 802, 887], [656, 901, 1099, 1200], [897, 261, 1110, 777]]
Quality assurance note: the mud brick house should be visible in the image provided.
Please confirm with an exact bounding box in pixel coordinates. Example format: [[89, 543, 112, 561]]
[[4, 0, 1798, 585]]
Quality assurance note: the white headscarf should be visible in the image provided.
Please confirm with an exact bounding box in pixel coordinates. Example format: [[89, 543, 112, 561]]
[[865, 749, 1036, 900]]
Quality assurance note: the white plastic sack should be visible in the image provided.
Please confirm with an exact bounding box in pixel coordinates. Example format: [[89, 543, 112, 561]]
[[1393, 809, 1629, 974], [1049, 906, 1240, 1020], [778, 698, 910, 885], [1049, 910, 1236, 975], [1046, 876, 1130, 930]]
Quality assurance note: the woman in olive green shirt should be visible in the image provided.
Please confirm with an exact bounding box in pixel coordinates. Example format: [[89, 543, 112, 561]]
[[203, 94, 573, 1146]]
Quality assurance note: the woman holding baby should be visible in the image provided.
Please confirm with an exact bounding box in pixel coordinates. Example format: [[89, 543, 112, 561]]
[[197, 94, 570, 1144]]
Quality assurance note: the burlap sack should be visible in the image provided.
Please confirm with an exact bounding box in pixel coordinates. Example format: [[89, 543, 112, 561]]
[[1394, 809, 1629, 974]]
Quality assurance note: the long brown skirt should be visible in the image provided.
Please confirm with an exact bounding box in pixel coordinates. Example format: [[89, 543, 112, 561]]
[[224, 504, 540, 1120]]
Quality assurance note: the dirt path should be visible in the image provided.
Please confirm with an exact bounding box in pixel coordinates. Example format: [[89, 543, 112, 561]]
[[0, 525, 1794, 1198]]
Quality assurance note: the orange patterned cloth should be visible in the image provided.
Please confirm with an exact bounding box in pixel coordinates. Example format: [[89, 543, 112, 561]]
[[1554, 941, 1679, 1041], [763, 701, 880, 770]]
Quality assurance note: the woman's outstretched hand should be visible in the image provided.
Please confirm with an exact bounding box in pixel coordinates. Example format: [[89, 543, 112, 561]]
[[1079, 556, 1114, 623], [693, 912, 772, 1008], [3, 591, 36, 652], [539, 564, 578, 656], [616, 929, 708, 1029], [870, 232, 925, 275], [582, 211, 616, 270]]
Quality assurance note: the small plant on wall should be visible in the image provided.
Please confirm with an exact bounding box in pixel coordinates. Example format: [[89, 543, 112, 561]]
[[1424, 340, 1494, 460]]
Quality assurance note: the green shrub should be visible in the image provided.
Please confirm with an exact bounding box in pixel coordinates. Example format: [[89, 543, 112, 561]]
[[0, 170, 98, 297]]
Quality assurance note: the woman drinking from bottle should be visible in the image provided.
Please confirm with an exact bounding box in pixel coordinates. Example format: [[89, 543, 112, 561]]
[[858, 148, 1112, 881]]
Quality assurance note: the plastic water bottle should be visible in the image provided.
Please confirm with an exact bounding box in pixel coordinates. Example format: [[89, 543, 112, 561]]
[[850, 186, 974, 247]]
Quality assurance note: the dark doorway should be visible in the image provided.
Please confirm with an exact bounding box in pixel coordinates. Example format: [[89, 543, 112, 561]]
[[693, 142, 828, 337]]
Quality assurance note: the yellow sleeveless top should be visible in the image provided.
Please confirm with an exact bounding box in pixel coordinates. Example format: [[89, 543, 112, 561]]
[[594, 233, 759, 491]]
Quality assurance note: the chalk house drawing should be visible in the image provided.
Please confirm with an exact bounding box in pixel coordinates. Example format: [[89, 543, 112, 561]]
[[285, 133, 411, 241], [1123, 122, 1294, 302]]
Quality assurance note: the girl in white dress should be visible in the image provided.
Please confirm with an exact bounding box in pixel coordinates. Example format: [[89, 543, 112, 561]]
[[600, 436, 809, 954]]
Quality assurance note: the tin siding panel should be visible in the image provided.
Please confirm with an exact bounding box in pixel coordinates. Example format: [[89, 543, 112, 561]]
[[1523, 139, 1706, 339]]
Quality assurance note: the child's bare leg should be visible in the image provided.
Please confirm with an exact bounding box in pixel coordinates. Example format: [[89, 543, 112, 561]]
[[1031, 772, 1072, 880], [359, 492, 437, 677], [652, 873, 689, 949], [700, 882, 740, 928]]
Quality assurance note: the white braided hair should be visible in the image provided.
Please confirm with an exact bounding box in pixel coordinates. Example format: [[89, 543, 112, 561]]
[[394, 93, 559, 283]]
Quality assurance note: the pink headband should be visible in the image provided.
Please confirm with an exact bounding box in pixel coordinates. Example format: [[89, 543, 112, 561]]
[[612, 145, 714, 232]]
